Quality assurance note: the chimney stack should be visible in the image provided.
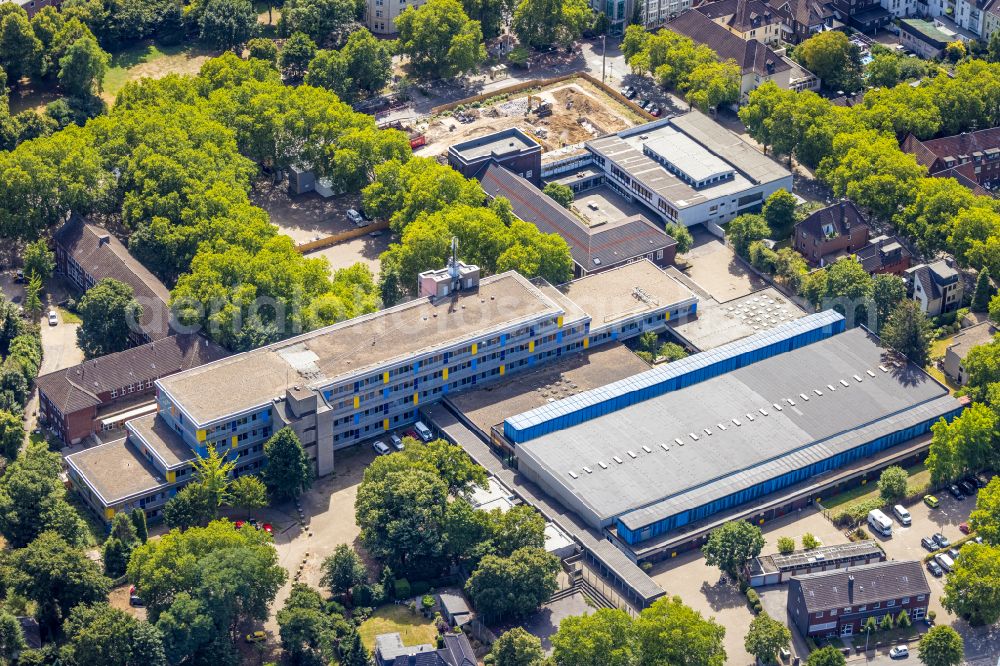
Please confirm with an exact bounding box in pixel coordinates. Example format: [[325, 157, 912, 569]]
[[98, 234, 111, 246], [848, 575, 855, 602]]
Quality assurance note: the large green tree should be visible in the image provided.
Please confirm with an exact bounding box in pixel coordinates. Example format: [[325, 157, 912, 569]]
[[0, 612, 26, 663], [877, 465, 908, 503], [871, 273, 906, 333], [321, 544, 367, 595], [9, 531, 111, 634], [58, 33, 108, 96], [513, 0, 592, 48], [198, 0, 257, 50], [879, 300, 932, 367], [550, 608, 636, 666], [492, 627, 544, 666], [0, 9, 42, 83], [0, 440, 87, 547], [970, 476, 1000, 545], [795, 31, 863, 93], [63, 603, 166, 666], [743, 612, 790, 664], [396, 0, 485, 78], [279, 0, 360, 42], [0, 408, 23, 459], [942, 541, 1000, 625], [464, 546, 559, 622], [262, 427, 313, 501], [918, 625, 964, 666], [928, 403, 997, 486], [76, 277, 142, 358], [726, 214, 769, 257], [276, 583, 338, 665], [633, 595, 726, 666], [702, 520, 765, 578], [805, 645, 845, 666]]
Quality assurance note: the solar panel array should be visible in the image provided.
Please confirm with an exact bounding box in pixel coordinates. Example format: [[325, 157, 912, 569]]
[[504, 310, 845, 443]]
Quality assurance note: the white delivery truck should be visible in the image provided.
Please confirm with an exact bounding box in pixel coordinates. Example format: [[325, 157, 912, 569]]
[[868, 509, 893, 537]]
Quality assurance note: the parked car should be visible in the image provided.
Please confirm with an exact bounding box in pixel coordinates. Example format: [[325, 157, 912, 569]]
[[976, 473, 992, 488], [926, 560, 944, 577], [261, 523, 273, 534], [368, 230, 383, 237], [403, 428, 419, 440], [245, 631, 266, 643], [888, 645, 909, 659], [960, 522, 971, 534], [372, 440, 391, 455], [129, 585, 144, 607], [947, 547, 961, 561], [347, 209, 368, 227], [893, 504, 911, 526], [923, 494, 940, 508], [620, 86, 634, 97], [921, 536, 938, 551], [234, 520, 245, 529], [414, 421, 433, 442], [389, 434, 404, 451], [948, 484, 965, 500], [14, 270, 23, 284], [933, 532, 951, 549], [650, 107, 662, 117], [934, 552, 955, 572], [47, 310, 58, 326], [959, 479, 978, 495]]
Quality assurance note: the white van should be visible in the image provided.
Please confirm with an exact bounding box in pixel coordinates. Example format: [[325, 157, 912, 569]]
[[868, 509, 893, 537], [893, 504, 911, 526], [414, 421, 433, 442]]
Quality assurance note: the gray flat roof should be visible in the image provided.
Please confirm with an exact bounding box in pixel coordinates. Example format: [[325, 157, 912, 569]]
[[66, 438, 166, 504], [128, 412, 195, 470], [450, 128, 539, 161], [556, 260, 696, 329], [516, 328, 958, 528], [158, 272, 562, 426], [669, 288, 808, 351], [644, 129, 733, 183], [587, 112, 791, 209]]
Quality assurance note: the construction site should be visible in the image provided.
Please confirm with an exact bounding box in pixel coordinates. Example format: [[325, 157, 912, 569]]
[[412, 77, 648, 157]]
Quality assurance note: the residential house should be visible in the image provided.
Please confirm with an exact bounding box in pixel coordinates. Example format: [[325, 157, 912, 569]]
[[902, 128, 1000, 191], [695, 0, 790, 44], [923, 0, 994, 37], [898, 18, 965, 58], [366, 0, 426, 34], [855, 235, 913, 276], [984, 0, 1000, 41], [478, 163, 678, 277], [793, 200, 870, 266], [10, 0, 61, 17], [54, 216, 175, 346], [36, 335, 229, 446], [943, 321, 996, 385], [641, 0, 696, 27], [831, 0, 892, 31], [374, 631, 477, 666], [787, 560, 931, 639], [667, 10, 820, 102], [904, 259, 963, 316], [767, 0, 839, 41]]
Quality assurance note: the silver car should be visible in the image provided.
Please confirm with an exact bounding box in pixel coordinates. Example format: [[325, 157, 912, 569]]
[[372, 440, 391, 455]]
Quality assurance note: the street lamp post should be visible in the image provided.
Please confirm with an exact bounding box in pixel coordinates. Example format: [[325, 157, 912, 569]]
[[865, 624, 871, 661], [602, 34, 607, 83]]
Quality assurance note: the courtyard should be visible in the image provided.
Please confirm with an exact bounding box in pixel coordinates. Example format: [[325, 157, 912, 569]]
[[680, 228, 767, 302]]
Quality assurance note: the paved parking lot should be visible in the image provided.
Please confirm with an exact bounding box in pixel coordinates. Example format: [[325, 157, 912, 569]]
[[681, 228, 767, 302]]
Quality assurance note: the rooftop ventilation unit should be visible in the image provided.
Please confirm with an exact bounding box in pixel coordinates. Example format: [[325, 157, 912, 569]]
[[568, 471, 578, 479], [717, 423, 727, 430], [866, 369, 876, 377], [853, 374, 863, 382], [840, 379, 850, 387], [613, 456, 623, 464], [660, 443, 670, 451], [733, 418, 741, 426], [583, 466, 593, 474], [642, 445, 652, 453], [773, 403, 782, 411], [599, 461, 608, 469], [627, 450, 638, 458]]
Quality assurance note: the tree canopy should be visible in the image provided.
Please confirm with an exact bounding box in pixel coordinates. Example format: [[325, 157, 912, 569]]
[[702, 520, 765, 578], [396, 0, 485, 78]]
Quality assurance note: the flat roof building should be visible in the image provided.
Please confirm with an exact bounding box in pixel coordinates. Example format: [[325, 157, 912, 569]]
[[585, 111, 793, 228], [513, 324, 962, 544], [69, 261, 698, 522], [748, 540, 885, 587], [448, 128, 543, 186]]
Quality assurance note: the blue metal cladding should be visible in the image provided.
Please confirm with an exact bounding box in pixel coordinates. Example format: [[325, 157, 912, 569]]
[[615, 406, 962, 544], [503, 311, 846, 443]]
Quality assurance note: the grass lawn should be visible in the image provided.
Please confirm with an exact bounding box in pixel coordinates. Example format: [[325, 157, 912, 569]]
[[358, 605, 438, 652], [102, 41, 218, 104], [850, 623, 921, 650], [57, 307, 81, 324], [823, 463, 930, 511]]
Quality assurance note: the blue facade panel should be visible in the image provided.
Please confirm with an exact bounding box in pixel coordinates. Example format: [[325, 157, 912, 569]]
[[615, 405, 963, 544]]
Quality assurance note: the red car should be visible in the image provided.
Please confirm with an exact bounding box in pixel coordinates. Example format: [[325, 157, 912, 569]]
[[403, 429, 420, 440], [960, 522, 971, 534], [234, 520, 245, 529], [262, 523, 273, 534]]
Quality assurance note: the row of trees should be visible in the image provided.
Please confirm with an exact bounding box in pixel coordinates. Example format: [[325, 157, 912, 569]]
[[363, 157, 575, 304], [355, 437, 561, 622], [740, 60, 1000, 278], [622, 25, 739, 112]]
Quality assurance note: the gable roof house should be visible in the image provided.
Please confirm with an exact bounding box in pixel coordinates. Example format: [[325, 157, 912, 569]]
[[478, 164, 677, 277], [943, 321, 996, 385], [793, 200, 870, 266], [374, 631, 477, 666], [902, 128, 1000, 192], [36, 334, 229, 446], [787, 560, 931, 638], [766, 0, 839, 40], [855, 235, 912, 276], [695, 0, 790, 43], [904, 259, 963, 317], [54, 216, 175, 346], [667, 10, 820, 102]]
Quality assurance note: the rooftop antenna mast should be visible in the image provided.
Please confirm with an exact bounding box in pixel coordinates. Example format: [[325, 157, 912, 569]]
[[448, 237, 460, 293]]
